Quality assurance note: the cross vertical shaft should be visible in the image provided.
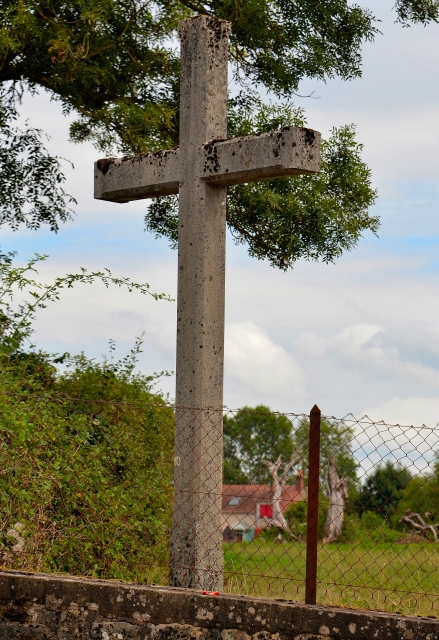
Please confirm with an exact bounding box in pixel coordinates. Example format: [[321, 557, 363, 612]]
[[93, 14, 320, 590], [169, 16, 231, 591]]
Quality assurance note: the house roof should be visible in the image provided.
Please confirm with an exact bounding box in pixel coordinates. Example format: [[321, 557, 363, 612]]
[[222, 478, 305, 515]]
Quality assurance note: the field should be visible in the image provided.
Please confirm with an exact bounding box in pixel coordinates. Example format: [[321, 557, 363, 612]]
[[224, 540, 439, 618]]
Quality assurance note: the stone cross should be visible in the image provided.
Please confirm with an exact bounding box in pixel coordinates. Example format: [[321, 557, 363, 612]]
[[94, 15, 320, 592]]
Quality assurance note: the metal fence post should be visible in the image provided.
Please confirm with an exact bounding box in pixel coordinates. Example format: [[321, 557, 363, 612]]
[[305, 404, 321, 605]]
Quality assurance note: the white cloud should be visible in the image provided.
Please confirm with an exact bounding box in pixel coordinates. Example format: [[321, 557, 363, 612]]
[[325, 324, 439, 388], [361, 397, 439, 428], [224, 322, 306, 409], [329, 323, 384, 360]]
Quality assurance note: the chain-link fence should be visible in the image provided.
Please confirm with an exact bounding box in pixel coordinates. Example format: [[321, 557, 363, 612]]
[[1, 392, 438, 617], [222, 406, 439, 618]]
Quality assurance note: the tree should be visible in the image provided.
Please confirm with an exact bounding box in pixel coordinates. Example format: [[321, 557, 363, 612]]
[[1, 0, 437, 258], [223, 406, 358, 494], [291, 417, 358, 493], [146, 100, 379, 270], [399, 511, 439, 541], [354, 461, 412, 519], [394, 0, 439, 25], [223, 405, 296, 484], [0, 99, 75, 232], [395, 459, 439, 527], [323, 453, 349, 543]]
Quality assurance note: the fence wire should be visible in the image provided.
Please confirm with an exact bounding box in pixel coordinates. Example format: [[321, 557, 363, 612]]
[[0, 392, 438, 618]]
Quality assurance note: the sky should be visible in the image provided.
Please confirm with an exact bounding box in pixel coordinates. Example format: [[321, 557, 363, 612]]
[[2, 0, 439, 427]]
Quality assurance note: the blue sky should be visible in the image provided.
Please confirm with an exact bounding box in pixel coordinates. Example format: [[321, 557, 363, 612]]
[[2, 0, 439, 425]]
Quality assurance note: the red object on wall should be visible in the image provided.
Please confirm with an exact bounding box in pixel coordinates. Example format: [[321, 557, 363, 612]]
[[259, 504, 273, 518]]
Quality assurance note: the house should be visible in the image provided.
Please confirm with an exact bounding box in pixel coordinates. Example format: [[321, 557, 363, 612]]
[[222, 474, 306, 541]]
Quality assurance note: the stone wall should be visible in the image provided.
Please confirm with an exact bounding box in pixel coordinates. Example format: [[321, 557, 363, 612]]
[[0, 569, 437, 639]]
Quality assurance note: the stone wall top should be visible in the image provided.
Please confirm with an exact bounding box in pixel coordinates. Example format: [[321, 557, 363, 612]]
[[0, 569, 437, 639]]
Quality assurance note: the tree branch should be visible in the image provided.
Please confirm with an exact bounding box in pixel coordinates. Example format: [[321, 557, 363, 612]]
[[400, 511, 439, 541], [179, 0, 212, 15]]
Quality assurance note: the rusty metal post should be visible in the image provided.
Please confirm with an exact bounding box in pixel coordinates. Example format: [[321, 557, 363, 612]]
[[305, 404, 321, 605]]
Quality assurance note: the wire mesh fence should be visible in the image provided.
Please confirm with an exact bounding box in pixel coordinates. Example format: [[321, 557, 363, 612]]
[[1, 392, 439, 617]]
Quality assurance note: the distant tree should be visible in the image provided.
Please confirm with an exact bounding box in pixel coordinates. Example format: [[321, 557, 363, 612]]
[[223, 441, 249, 485], [395, 459, 439, 526], [223, 406, 295, 484], [263, 455, 301, 540], [354, 461, 412, 519], [291, 417, 358, 494], [223, 407, 358, 493], [399, 511, 439, 541]]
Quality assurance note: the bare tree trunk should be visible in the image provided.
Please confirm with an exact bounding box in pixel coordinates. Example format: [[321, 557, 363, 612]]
[[264, 455, 300, 540], [323, 454, 348, 544], [270, 460, 290, 533]]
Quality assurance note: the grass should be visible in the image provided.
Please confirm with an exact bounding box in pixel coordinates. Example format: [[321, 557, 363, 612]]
[[223, 540, 439, 618]]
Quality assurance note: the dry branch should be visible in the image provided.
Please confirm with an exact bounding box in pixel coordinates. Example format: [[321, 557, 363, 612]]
[[400, 511, 439, 541]]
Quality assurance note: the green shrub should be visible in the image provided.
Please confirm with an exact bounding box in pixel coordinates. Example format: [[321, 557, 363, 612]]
[[354, 462, 412, 519], [284, 495, 330, 541], [0, 358, 174, 583], [337, 512, 362, 544], [259, 525, 283, 542], [395, 474, 439, 526], [0, 251, 176, 581], [359, 512, 400, 544], [285, 500, 307, 540]]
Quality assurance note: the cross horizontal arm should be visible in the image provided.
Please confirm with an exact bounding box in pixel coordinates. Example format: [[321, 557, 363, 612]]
[[94, 148, 179, 203], [94, 126, 320, 204], [202, 126, 320, 186]]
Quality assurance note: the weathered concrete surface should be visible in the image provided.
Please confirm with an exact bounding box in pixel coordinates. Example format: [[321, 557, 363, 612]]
[[94, 148, 179, 202], [94, 125, 320, 202], [202, 127, 320, 186], [170, 15, 230, 593], [93, 14, 321, 593], [0, 569, 437, 640]]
